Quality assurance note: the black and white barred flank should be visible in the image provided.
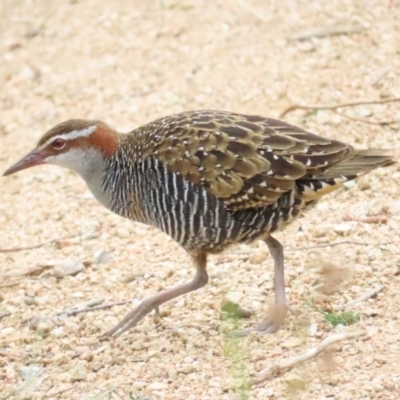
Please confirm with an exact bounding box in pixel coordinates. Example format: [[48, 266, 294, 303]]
[[103, 154, 315, 252]]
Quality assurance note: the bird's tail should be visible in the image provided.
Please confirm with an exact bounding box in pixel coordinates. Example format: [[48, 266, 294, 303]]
[[312, 149, 396, 179], [297, 149, 396, 201]]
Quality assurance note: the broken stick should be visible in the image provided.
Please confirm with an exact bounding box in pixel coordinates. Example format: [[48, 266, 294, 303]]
[[279, 97, 400, 119], [251, 330, 367, 386]]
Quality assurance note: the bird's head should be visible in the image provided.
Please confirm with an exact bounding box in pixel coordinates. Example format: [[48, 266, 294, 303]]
[[3, 119, 119, 177]]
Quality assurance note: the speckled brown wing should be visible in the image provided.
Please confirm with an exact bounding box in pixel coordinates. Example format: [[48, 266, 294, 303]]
[[133, 110, 357, 211]]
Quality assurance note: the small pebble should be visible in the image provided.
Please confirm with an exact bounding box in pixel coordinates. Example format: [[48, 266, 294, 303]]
[[248, 252, 268, 264], [148, 382, 168, 391], [51, 353, 71, 366], [91, 362, 103, 372], [374, 355, 387, 365], [178, 364, 197, 374], [1, 327, 15, 335], [133, 381, 147, 389], [53, 259, 85, 278], [333, 223, 353, 234], [36, 320, 54, 337], [282, 337, 304, 348], [285, 373, 306, 390], [19, 366, 44, 381], [23, 295, 38, 306], [70, 366, 87, 382], [52, 327, 64, 337], [94, 249, 111, 264]]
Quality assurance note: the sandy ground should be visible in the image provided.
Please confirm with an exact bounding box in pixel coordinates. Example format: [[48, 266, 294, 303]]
[[1, 0, 400, 399]]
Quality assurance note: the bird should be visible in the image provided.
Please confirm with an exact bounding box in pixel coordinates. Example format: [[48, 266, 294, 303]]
[[3, 110, 395, 338]]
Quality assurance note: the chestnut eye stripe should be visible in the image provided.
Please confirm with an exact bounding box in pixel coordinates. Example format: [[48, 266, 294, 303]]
[[38, 125, 97, 150]]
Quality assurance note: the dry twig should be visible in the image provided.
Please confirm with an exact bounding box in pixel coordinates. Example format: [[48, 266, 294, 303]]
[[286, 240, 390, 252], [0, 350, 21, 360], [343, 213, 388, 224], [334, 285, 384, 311], [333, 110, 400, 126], [227, 240, 388, 256], [18, 264, 54, 277], [279, 97, 400, 119], [289, 25, 366, 41], [45, 386, 75, 399], [57, 299, 134, 318], [0, 281, 23, 289], [0, 312, 11, 321], [235, 0, 270, 23], [20, 299, 135, 328], [0, 263, 71, 287], [251, 330, 367, 386], [0, 223, 115, 253], [371, 69, 390, 88], [0, 233, 86, 253]]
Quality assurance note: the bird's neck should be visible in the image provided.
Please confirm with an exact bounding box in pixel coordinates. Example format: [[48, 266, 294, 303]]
[[79, 132, 150, 221], [75, 147, 111, 209], [99, 140, 148, 222], [79, 130, 125, 210]]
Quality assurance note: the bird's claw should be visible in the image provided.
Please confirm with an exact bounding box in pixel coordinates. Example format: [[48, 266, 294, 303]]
[[99, 301, 154, 339], [227, 302, 289, 337]]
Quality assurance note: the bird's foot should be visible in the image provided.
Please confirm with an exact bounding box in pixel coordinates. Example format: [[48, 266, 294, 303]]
[[228, 303, 290, 337], [99, 301, 154, 339]]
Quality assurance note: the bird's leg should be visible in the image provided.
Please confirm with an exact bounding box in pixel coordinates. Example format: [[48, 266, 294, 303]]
[[101, 251, 208, 338], [257, 235, 291, 330], [230, 235, 290, 337]]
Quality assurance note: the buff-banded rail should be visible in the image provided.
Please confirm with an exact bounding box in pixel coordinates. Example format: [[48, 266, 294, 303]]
[[4, 110, 395, 338]]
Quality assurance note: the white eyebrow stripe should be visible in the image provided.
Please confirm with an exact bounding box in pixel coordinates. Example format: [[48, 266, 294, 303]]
[[39, 125, 97, 150]]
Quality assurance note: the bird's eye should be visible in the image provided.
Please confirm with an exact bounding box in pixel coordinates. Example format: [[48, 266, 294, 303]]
[[52, 138, 66, 149]]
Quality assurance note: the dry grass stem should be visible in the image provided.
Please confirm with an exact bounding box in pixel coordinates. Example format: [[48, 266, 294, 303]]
[[235, 0, 271, 22], [44, 386, 75, 399], [289, 25, 366, 41], [251, 330, 367, 386], [342, 213, 388, 224], [0, 281, 23, 289], [0, 232, 91, 253], [333, 111, 400, 126], [279, 97, 400, 118], [57, 299, 134, 318], [286, 240, 389, 252], [0, 312, 11, 321], [334, 285, 385, 311]]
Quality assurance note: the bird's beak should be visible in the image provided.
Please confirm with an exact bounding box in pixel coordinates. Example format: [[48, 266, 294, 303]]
[[3, 150, 46, 177]]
